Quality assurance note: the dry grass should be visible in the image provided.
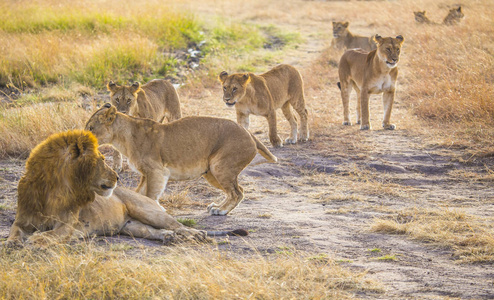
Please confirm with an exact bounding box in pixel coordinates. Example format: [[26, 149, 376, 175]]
[[0, 103, 90, 158], [0, 242, 381, 299], [371, 208, 494, 263]]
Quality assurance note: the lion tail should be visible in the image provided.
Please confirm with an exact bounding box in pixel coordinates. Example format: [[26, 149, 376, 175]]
[[207, 229, 249, 237], [250, 132, 277, 163], [337, 82, 341, 90]]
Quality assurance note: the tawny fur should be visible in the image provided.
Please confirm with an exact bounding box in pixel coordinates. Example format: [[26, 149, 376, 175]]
[[414, 11, 434, 24], [331, 22, 377, 52], [337, 34, 405, 130], [85, 104, 277, 216], [218, 64, 309, 148], [107, 79, 182, 171], [6, 130, 208, 247], [443, 6, 464, 25]]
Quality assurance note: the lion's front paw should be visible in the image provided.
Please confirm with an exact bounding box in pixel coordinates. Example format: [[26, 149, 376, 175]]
[[270, 136, 283, 148], [342, 121, 352, 126], [360, 124, 371, 130], [285, 137, 297, 145], [383, 123, 396, 130]]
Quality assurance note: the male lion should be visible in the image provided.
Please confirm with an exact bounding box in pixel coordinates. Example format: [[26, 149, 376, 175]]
[[218, 64, 309, 148], [107, 79, 182, 171], [443, 6, 464, 25], [331, 22, 377, 52], [337, 34, 405, 130], [85, 104, 277, 216], [6, 130, 216, 247]]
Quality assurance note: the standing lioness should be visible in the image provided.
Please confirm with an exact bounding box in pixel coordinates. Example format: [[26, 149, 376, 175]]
[[85, 104, 277, 216], [107, 79, 182, 171], [218, 64, 309, 148], [338, 34, 405, 130]]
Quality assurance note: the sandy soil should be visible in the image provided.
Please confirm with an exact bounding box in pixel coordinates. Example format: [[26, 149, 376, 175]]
[[1, 0, 494, 298]]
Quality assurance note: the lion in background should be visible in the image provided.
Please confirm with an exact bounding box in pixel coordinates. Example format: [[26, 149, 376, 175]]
[[107, 79, 182, 171], [331, 22, 376, 52], [6, 130, 229, 247], [218, 64, 309, 148], [414, 6, 464, 25]]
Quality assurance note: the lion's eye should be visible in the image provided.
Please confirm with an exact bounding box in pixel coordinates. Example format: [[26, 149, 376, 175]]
[[387, 48, 391, 53], [397, 48, 400, 53], [232, 87, 237, 93], [127, 99, 131, 104], [223, 86, 227, 91]]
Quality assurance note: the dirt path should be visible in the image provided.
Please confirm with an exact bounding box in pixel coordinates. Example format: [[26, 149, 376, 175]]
[[1, 0, 494, 298]]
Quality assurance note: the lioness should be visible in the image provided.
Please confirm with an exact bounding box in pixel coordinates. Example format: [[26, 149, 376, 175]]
[[218, 64, 309, 148], [331, 22, 377, 52], [85, 104, 277, 216], [337, 34, 405, 130], [414, 11, 433, 24], [443, 6, 464, 25], [107, 79, 182, 171], [6, 130, 219, 247]]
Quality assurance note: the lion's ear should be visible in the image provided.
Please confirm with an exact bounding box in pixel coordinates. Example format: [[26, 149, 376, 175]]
[[107, 81, 117, 93], [457, 6, 462, 12], [374, 34, 384, 45], [396, 35, 405, 44], [219, 71, 228, 83], [129, 82, 141, 94], [240, 73, 251, 86], [103, 104, 117, 124], [343, 22, 349, 28]]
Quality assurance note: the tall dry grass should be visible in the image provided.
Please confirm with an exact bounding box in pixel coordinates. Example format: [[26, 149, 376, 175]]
[[371, 208, 494, 263], [0, 103, 90, 157], [0, 243, 380, 299]]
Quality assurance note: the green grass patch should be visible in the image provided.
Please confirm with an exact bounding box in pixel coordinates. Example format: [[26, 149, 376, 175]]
[[177, 218, 197, 227]]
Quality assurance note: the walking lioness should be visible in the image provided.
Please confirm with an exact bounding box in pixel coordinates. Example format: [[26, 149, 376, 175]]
[[218, 64, 309, 148], [107, 79, 182, 172], [85, 104, 277, 216], [331, 22, 376, 52], [337, 34, 405, 130]]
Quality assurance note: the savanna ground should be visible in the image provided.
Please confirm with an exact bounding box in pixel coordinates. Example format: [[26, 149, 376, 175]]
[[1, 0, 494, 298]]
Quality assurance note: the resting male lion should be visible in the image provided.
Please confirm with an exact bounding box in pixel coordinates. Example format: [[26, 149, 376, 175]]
[[337, 34, 405, 130], [85, 104, 277, 215], [6, 130, 240, 247], [107, 79, 182, 171], [331, 22, 376, 52], [218, 64, 309, 148]]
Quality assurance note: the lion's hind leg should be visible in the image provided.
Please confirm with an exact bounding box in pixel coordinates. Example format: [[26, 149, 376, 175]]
[[120, 220, 176, 244], [290, 96, 309, 142], [281, 102, 298, 144]]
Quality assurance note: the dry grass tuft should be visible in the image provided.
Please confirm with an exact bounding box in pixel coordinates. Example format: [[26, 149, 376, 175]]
[[0, 242, 381, 299], [371, 208, 494, 263]]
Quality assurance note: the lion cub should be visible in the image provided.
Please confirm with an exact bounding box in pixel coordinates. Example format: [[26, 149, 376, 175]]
[[218, 64, 309, 148], [85, 103, 277, 216], [443, 6, 464, 25], [331, 22, 376, 52], [337, 34, 405, 130], [107, 79, 182, 171], [414, 11, 433, 24]]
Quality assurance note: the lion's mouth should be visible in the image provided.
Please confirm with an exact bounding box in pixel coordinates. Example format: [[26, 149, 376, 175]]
[[386, 61, 397, 68], [225, 101, 237, 107], [101, 184, 114, 190]]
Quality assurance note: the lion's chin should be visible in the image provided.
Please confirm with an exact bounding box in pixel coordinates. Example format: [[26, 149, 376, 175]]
[[95, 184, 117, 197], [225, 102, 237, 108], [386, 61, 398, 68]]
